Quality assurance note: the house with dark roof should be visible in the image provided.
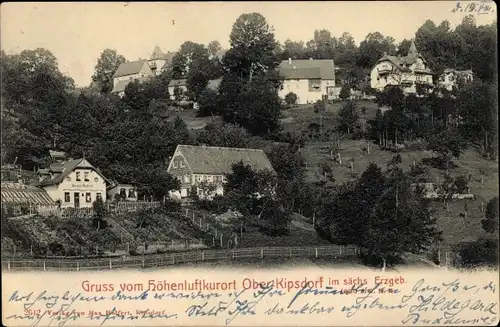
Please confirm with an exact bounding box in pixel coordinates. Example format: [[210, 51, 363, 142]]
[[277, 58, 336, 104], [438, 68, 473, 91], [167, 145, 276, 199], [111, 60, 155, 97], [370, 40, 434, 94], [36, 158, 110, 208]]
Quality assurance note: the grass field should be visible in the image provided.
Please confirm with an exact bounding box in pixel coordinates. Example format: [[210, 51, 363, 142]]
[[177, 101, 498, 250]]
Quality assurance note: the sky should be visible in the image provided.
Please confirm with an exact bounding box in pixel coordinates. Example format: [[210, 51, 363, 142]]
[[1, 1, 497, 87]]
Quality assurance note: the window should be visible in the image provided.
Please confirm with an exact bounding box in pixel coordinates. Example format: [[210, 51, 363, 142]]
[[96, 193, 102, 200], [128, 189, 136, 198], [86, 193, 91, 203], [76, 172, 81, 181], [64, 192, 70, 202], [84, 172, 89, 182]]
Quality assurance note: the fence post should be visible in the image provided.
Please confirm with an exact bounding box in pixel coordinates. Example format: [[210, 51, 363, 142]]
[[261, 249, 264, 258], [315, 248, 318, 258]]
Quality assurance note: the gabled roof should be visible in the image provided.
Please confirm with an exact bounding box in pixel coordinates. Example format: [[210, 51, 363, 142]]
[[172, 145, 276, 175], [278, 59, 335, 80], [113, 60, 149, 78], [376, 40, 433, 74], [37, 158, 110, 187], [150, 46, 166, 60], [169, 79, 188, 87], [443, 68, 473, 75], [1, 182, 56, 206]]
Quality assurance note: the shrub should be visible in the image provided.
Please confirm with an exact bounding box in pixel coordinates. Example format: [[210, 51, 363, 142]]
[[284, 92, 298, 106]]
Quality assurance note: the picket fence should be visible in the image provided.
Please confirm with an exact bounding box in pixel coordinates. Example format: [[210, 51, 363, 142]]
[[2, 245, 360, 271], [7, 201, 162, 218]]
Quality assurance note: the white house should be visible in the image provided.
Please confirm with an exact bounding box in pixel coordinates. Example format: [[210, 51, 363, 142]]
[[438, 69, 474, 91], [166, 145, 276, 200], [37, 158, 109, 208], [278, 59, 336, 104], [168, 79, 188, 100], [370, 40, 434, 94], [111, 60, 155, 97]]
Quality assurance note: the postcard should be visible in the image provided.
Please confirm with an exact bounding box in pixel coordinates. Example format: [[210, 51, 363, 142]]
[[1, 1, 498, 326]]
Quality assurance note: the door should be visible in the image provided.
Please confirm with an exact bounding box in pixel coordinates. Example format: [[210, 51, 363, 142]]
[[74, 192, 80, 208]]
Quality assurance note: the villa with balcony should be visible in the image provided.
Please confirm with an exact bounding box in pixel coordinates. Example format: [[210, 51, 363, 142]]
[[370, 40, 434, 95]]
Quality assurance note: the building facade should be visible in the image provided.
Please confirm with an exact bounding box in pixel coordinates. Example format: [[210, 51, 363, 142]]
[[37, 158, 109, 208], [111, 60, 155, 97], [438, 69, 473, 91], [168, 79, 188, 100], [370, 40, 434, 94], [278, 59, 336, 104], [166, 145, 276, 200]]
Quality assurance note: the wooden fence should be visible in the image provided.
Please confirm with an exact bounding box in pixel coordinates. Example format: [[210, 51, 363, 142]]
[[1, 245, 360, 271], [6, 201, 163, 219]]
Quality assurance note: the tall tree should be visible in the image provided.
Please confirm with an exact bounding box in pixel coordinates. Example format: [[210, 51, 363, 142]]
[[357, 32, 396, 68], [223, 13, 280, 81], [91, 49, 126, 93]]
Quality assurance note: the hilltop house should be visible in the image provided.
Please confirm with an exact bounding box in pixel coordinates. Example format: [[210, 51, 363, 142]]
[[438, 69, 473, 91], [277, 59, 336, 104], [167, 145, 276, 200], [37, 158, 109, 208], [370, 40, 434, 94], [111, 60, 155, 97]]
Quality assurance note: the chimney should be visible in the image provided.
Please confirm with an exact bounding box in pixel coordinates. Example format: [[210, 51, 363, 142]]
[[288, 58, 292, 65]]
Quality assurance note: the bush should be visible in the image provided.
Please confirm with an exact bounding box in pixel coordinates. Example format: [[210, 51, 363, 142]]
[[455, 237, 499, 268], [284, 92, 298, 106]]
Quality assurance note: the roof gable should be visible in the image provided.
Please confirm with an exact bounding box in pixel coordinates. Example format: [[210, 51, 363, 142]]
[[278, 59, 335, 80], [113, 60, 151, 78], [39, 158, 110, 186], [173, 145, 276, 175]]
